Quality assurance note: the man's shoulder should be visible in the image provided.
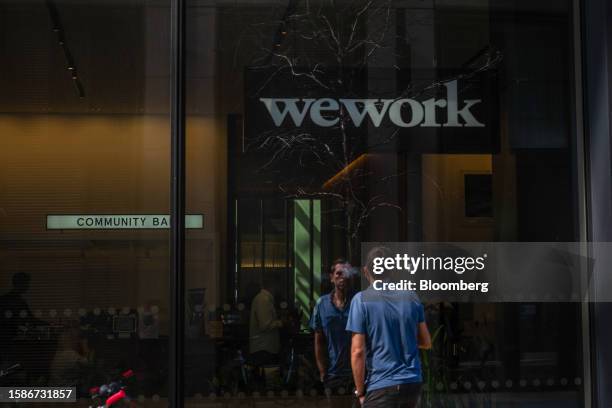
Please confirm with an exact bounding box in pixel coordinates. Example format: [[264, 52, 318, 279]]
[[252, 290, 270, 305], [356, 286, 380, 299], [314, 294, 331, 312], [349, 291, 364, 305], [355, 288, 422, 312]]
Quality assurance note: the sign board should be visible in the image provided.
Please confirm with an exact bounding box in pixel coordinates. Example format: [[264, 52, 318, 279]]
[[245, 67, 499, 153], [46, 215, 204, 230]]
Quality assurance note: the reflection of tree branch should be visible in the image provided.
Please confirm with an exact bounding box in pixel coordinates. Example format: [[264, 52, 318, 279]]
[[348, 0, 373, 47], [279, 184, 344, 201], [251, 65, 285, 96], [240, 1, 501, 259], [353, 201, 402, 239], [268, 53, 330, 90], [422, 172, 446, 200]]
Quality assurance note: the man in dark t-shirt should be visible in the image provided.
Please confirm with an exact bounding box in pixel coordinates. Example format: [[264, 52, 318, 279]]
[[310, 258, 354, 390]]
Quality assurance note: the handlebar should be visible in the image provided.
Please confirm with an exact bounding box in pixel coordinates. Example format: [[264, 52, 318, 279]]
[[105, 389, 126, 407], [89, 369, 134, 405], [0, 364, 20, 378]]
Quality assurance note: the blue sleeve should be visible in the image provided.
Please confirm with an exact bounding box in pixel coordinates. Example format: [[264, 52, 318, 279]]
[[416, 302, 425, 323], [346, 295, 366, 334], [310, 300, 322, 331]]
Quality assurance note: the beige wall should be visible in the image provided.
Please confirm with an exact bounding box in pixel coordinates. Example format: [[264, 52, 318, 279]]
[[422, 154, 494, 242], [0, 114, 226, 328]]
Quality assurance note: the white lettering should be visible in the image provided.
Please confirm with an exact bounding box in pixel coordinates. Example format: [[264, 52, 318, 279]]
[[259, 98, 315, 127], [372, 257, 385, 274], [388, 99, 424, 127], [409, 257, 421, 275], [341, 99, 393, 127], [443, 81, 484, 127], [421, 98, 447, 127], [259, 81, 484, 128], [310, 98, 339, 127]]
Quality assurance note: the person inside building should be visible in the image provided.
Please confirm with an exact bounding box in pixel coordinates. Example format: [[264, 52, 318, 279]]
[[0, 272, 49, 384], [249, 273, 283, 366], [0, 273, 46, 361], [0, 272, 34, 338], [347, 247, 432, 407], [49, 327, 92, 387], [310, 258, 354, 390]]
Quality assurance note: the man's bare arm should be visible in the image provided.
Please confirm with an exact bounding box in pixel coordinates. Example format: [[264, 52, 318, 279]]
[[351, 333, 367, 397], [417, 322, 432, 350], [314, 331, 328, 381]]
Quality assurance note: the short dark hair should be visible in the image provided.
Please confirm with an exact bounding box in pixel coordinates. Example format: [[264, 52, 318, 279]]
[[364, 246, 394, 280], [330, 258, 348, 273]]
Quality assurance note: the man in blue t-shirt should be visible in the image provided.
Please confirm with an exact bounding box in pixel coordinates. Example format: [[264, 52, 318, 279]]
[[310, 258, 354, 390], [346, 247, 431, 407]]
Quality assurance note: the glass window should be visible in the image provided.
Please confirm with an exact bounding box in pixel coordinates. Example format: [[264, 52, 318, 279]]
[[0, 0, 171, 404], [0, 0, 587, 406], [184, 0, 585, 406]]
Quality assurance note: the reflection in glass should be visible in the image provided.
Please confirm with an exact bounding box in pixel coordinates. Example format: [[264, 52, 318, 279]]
[[0, 0, 171, 403], [195, 0, 582, 405]]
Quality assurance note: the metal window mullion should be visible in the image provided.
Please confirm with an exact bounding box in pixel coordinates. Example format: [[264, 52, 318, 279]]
[[261, 199, 265, 273], [309, 200, 314, 303], [571, 0, 591, 407], [285, 199, 290, 300], [169, 0, 186, 406]]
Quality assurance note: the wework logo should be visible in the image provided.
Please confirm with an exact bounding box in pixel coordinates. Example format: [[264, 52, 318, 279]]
[[259, 80, 484, 128]]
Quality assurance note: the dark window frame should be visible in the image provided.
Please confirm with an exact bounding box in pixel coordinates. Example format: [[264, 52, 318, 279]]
[[169, 0, 186, 407]]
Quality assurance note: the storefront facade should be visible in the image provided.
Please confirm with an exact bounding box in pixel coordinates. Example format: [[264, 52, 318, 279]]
[[0, 0, 610, 406]]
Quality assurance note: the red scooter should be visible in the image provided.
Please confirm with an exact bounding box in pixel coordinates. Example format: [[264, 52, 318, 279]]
[[88, 369, 134, 408]]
